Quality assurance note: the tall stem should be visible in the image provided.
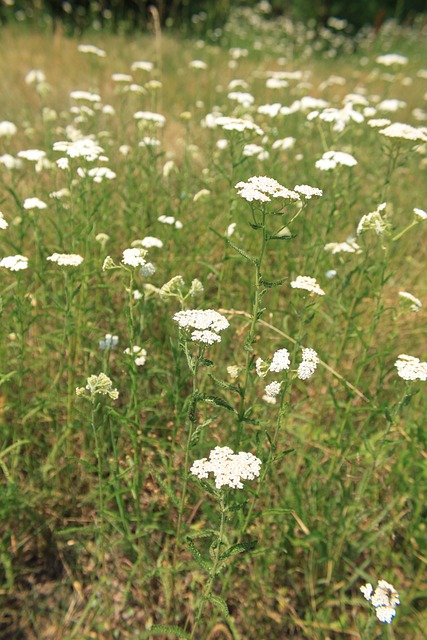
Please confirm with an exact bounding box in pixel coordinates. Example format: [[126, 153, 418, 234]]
[[235, 208, 268, 447], [190, 494, 226, 639]]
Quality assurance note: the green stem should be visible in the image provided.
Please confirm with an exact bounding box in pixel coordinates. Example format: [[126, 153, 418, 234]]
[[190, 494, 226, 639], [91, 401, 106, 572], [235, 207, 268, 447], [170, 344, 203, 612]]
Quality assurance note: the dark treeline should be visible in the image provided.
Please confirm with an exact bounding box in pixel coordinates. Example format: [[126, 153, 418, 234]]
[[0, 0, 426, 33]]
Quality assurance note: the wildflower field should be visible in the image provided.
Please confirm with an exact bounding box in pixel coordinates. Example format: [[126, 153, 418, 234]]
[[1, 6, 426, 639]]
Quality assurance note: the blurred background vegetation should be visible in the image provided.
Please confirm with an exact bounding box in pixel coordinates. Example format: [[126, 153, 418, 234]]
[[0, 0, 426, 34]]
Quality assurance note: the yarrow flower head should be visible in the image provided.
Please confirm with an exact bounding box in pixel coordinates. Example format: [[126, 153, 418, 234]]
[[23, 197, 47, 210], [0, 255, 28, 271], [0, 212, 8, 230], [137, 236, 163, 249], [0, 121, 18, 137], [190, 446, 262, 489], [99, 333, 118, 350], [414, 208, 427, 221], [173, 309, 229, 344], [77, 44, 107, 57], [215, 116, 263, 135], [53, 138, 104, 161], [379, 122, 427, 142], [395, 354, 427, 381], [124, 345, 147, 366], [324, 237, 362, 254], [75, 372, 119, 401], [361, 579, 400, 624], [297, 348, 319, 380], [294, 184, 323, 199], [376, 53, 408, 66], [315, 150, 358, 170], [398, 291, 422, 313], [159, 275, 185, 299], [235, 176, 300, 203], [174, 309, 229, 333], [357, 203, 389, 236], [291, 275, 325, 296], [265, 380, 281, 398], [47, 253, 84, 267], [121, 247, 148, 268], [269, 348, 291, 372]]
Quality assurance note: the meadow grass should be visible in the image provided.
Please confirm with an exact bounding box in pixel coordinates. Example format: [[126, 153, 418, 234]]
[[0, 8, 426, 640]]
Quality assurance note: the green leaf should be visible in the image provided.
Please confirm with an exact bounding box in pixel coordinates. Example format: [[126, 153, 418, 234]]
[[186, 537, 212, 573], [209, 373, 240, 394], [64, 456, 97, 474], [0, 370, 17, 387], [226, 239, 257, 265], [272, 448, 295, 462], [190, 417, 215, 447], [202, 395, 237, 413], [228, 500, 248, 513], [219, 539, 257, 561], [147, 625, 191, 639], [200, 357, 214, 367], [260, 277, 287, 288], [149, 469, 180, 508], [208, 594, 230, 620], [197, 478, 217, 496]]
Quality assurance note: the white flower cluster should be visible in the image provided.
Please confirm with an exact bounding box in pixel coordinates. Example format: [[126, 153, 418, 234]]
[[77, 166, 116, 183], [99, 334, 118, 350], [70, 90, 101, 102], [215, 116, 263, 135], [357, 203, 389, 236], [294, 184, 323, 199], [23, 197, 47, 210], [136, 236, 163, 249], [76, 372, 119, 400], [0, 255, 28, 271], [297, 348, 320, 380], [0, 120, 18, 137], [361, 580, 400, 624], [124, 345, 147, 366], [414, 208, 427, 220], [131, 60, 154, 72], [0, 212, 8, 230], [395, 354, 427, 381], [376, 53, 408, 66], [77, 44, 106, 57], [265, 380, 281, 398], [256, 348, 290, 403], [134, 111, 166, 127], [269, 348, 291, 372], [398, 291, 422, 312], [173, 309, 229, 344], [291, 275, 325, 296], [158, 214, 183, 229], [315, 150, 358, 170], [190, 446, 262, 489], [53, 138, 105, 161], [308, 104, 364, 133], [324, 237, 361, 254], [122, 247, 148, 268], [47, 253, 84, 267], [235, 176, 300, 203], [18, 149, 46, 162], [0, 154, 23, 170], [379, 122, 427, 142]]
